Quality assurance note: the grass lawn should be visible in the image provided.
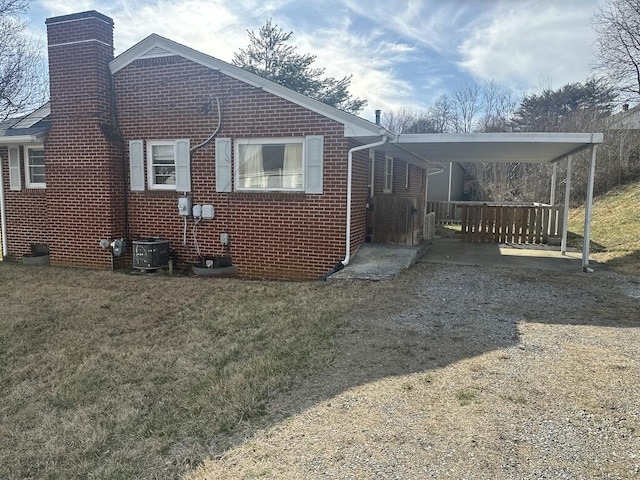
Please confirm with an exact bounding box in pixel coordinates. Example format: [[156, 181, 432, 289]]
[[0, 264, 374, 479], [568, 181, 640, 275]]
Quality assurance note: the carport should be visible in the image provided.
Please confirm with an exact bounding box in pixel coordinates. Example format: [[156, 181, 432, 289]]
[[382, 132, 604, 272]]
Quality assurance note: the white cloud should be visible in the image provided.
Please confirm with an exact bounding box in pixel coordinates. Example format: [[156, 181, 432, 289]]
[[33, 0, 607, 114], [294, 23, 420, 115], [457, 1, 599, 92]]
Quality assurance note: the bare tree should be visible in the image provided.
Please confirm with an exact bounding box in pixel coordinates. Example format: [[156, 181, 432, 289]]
[[381, 107, 419, 134], [428, 94, 453, 133], [1, 1, 52, 120], [451, 81, 481, 133], [592, 0, 640, 102], [382, 106, 450, 134], [479, 80, 518, 133]]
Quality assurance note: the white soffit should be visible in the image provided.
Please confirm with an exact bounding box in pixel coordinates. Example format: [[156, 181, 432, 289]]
[[393, 133, 604, 164]]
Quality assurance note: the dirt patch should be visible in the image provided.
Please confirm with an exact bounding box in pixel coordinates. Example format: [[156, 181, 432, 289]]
[[187, 263, 640, 479]]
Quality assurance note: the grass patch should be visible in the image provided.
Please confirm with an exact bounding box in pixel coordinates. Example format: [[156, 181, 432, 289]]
[[0, 264, 374, 479], [567, 181, 640, 274], [435, 223, 462, 238], [455, 389, 479, 406]]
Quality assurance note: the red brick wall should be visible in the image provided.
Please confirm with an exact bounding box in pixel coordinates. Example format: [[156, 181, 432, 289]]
[[1, 146, 48, 258], [372, 151, 426, 199], [350, 141, 369, 252], [3, 11, 379, 278], [369, 149, 427, 243], [114, 56, 354, 279], [44, 11, 126, 268]]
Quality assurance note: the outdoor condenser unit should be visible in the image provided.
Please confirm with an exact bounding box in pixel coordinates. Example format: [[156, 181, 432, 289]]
[[132, 238, 170, 270]]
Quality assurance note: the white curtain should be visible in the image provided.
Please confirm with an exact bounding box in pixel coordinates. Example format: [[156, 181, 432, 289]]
[[283, 143, 302, 189], [240, 144, 264, 188]]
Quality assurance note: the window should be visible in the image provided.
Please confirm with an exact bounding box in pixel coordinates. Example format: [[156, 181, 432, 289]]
[[384, 156, 393, 193], [147, 141, 177, 190], [24, 145, 45, 188], [235, 138, 304, 191], [130, 139, 190, 192]]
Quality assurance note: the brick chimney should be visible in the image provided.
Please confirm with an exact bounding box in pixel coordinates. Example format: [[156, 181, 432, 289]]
[[45, 11, 126, 268]]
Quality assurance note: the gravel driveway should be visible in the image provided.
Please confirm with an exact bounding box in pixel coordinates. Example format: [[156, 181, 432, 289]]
[[188, 262, 640, 479]]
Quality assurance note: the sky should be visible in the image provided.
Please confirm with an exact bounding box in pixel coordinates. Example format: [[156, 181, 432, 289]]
[[25, 0, 607, 123]]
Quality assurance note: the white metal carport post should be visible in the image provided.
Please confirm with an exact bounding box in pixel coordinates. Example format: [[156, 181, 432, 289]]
[[561, 156, 572, 255], [582, 145, 598, 271]]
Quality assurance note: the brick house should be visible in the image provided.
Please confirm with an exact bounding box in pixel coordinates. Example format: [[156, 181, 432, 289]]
[[0, 10, 440, 280]]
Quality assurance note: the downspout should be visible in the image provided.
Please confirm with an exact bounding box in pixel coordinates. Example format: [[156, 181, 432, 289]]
[[0, 154, 7, 257], [342, 135, 389, 267]]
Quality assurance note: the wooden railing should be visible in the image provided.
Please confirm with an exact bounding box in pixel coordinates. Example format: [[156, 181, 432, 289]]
[[459, 204, 563, 244]]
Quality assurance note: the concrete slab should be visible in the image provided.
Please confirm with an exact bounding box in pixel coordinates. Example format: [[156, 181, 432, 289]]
[[419, 238, 599, 271], [327, 238, 600, 281], [327, 244, 421, 281]]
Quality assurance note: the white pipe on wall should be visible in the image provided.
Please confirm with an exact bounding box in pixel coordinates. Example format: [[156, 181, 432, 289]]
[[343, 136, 388, 266], [0, 153, 7, 257]]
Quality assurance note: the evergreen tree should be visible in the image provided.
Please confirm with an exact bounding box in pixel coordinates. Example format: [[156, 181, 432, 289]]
[[233, 19, 366, 114], [511, 78, 616, 132]]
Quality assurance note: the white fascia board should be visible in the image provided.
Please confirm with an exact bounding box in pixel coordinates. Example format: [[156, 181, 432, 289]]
[[397, 132, 604, 145], [0, 135, 43, 145], [109, 34, 383, 139], [12, 103, 51, 129], [383, 143, 442, 171]]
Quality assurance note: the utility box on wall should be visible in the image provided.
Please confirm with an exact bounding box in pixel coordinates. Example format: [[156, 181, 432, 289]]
[[132, 238, 169, 270]]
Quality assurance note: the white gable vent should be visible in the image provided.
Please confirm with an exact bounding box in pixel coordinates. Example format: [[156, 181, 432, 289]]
[[140, 46, 175, 59]]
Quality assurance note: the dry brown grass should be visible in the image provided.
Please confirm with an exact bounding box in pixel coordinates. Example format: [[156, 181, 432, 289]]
[[186, 264, 640, 480], [568, 181, 640, 275], [0, 263, 378, 479]]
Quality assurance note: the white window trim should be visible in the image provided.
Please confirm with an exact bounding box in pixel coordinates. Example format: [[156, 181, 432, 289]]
[[383, 156, 394, 194], [147, 140, 177, 190], [23, 145, 46, 189], [234, 137, 305, 192]]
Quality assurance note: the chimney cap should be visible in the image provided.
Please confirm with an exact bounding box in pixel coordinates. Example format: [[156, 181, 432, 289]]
[[46, 10, 113, 26]]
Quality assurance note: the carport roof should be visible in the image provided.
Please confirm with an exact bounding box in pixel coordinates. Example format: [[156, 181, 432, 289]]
[[388, 132, 604, 165], [370, 130, 603, 274]]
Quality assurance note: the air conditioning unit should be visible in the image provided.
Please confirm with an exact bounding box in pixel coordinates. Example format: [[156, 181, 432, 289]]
[[132, 238, 169, 270]]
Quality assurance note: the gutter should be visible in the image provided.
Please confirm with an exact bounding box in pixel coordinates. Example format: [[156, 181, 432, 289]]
[[342, 132, 391, 267], [0, 134, 44, 145]]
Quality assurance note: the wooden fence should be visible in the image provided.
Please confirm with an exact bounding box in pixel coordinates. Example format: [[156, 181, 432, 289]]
[[459, 204, 563, 244], [372, 195, 422, 245], [424, 212, 436, 241], [426, 201, 464, 224]]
